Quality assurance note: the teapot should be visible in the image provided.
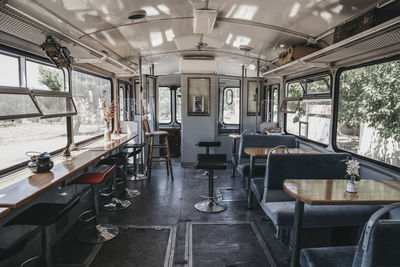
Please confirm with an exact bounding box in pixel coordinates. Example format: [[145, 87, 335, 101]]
[[26, 151, 54, 173]]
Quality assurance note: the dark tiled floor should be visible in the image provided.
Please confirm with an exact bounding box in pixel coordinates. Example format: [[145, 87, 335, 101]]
[[55, 159, 290, 267]]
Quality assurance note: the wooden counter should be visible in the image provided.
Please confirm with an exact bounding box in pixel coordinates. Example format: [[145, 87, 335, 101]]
[[244, 147, 319, 157], [0, 208, 10, 219], [82, 134, 135, 151], [283, 179, 400, 205], [0, 134, 136, 208]]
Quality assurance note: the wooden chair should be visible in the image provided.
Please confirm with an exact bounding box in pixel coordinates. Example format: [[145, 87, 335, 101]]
[[142, 116, 173, 181]]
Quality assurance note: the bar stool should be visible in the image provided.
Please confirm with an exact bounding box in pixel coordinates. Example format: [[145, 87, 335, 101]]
[[142, 116, 173, 181], [97, 155, 132, 209], [125, 143, 147, 181], [72, 165, 119, 244], [195, 141, 221, 179], [5, 195, 81, 267], [194, 154, 227, 213]]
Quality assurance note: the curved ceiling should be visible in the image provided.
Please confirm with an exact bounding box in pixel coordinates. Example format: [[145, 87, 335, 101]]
[[6, 0, 379, 76]]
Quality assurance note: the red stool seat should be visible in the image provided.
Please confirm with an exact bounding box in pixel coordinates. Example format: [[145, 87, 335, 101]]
[[74, 165, 115, 185]]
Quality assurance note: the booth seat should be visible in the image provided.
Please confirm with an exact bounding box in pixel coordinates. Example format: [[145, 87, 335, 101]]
[[255, 153, 381, 232], [300, 203, 400, 267], [235, 135, 297, 179]]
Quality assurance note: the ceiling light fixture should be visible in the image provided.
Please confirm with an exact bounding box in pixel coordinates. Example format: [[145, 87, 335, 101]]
[[193, 9, 217, 34], [128, 10, 146, 20]]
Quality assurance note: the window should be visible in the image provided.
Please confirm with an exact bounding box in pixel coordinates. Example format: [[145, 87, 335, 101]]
[[158, 86, 172, 124], [0, 54, 19, 87], [284, 73, 331, 145], [336, 58, 400, 168], [72, 70, 111, 143], [218, 78, 240, 134], [134, 80, 140, 115], [247, 80, 259, 115], [272, 87, 279, 122], [188, 78, 210, 116], [26, 60, 66, 91], [176, 87, 181, 123], [0, 117, 67, 171]]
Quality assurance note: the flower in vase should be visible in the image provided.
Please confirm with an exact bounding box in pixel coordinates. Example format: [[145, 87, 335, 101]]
[[344, 158, 360, 181]]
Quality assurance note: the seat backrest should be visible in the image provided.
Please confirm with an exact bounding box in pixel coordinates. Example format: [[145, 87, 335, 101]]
[[262, 152, 350, 202], [237, 135, 297, 163], [352, 202, 400, 267], [142, 115, 151, 133]]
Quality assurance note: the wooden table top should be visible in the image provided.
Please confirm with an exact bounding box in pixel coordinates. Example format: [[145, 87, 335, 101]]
[[228, 134, 241, 140], [244, 147, 319, 157], [0, 208, 10, 219], [283, 179, 400, 205], [0, 134, 136, 208], [83, 134, 135, 151]]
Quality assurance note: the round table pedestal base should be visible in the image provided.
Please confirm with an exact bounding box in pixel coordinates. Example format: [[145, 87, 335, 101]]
[[125, 188, 141, 199], [103, 198, 131, 211], [77, 224, 119, 244]]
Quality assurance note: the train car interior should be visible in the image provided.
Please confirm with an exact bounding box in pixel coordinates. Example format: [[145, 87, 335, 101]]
[[0, 0, 399, 266]]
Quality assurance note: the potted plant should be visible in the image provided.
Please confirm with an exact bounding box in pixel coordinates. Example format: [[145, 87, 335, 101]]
[[344, 157, 361, 193]]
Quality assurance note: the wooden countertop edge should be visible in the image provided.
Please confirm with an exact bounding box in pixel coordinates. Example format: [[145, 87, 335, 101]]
[[0, 134, 137, 208], [0, 208, 10, 218]]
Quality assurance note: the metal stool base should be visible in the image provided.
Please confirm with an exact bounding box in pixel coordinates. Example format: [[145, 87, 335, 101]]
[[127, 174, 148, 181], [103, 198, 131, 211], [77, 224, 119, 244], [125, 188, 141, 199], [194, 173, 217, 179], [195, 199, 227, 213]]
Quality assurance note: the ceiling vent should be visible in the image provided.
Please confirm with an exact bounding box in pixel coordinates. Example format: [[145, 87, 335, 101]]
[[179, 58, 218, 74], [193, 9, 217, 34], [183, 55, 215, 60], [239, 45, 252, 52], [128, 10, 146, 20]]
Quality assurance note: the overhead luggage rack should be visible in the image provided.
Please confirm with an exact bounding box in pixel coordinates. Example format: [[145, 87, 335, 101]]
[[263, 16, 400, 78]]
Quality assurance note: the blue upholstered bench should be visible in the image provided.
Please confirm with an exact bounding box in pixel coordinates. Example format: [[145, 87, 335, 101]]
[[300, 203, 400, 267], [235, 134, 297, 183], [252, 153, 381, 236]]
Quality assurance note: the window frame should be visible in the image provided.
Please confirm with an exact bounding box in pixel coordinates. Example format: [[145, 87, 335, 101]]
[[0, 86, 43, 120], [283, 71, 332, 147], [174, 86, 182, 125], [220, 86, 240, 126], [332, 55, 400, 171]]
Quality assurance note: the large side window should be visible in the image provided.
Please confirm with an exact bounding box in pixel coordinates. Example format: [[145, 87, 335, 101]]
[[176, 87, 181, 124], [336, 58, 400, 168], [218, 78, 240, 134], [27, 60, 66, 91], [72, 70, 111, 143], [283, 74, 331, 145], [158, 86, 172, 124]]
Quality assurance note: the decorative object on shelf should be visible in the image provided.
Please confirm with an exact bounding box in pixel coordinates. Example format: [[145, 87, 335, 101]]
[[40, 35, 73, 68], [101, 90, 118, 142], [26, 151, 54, 173], [343, 157, 361, 193]]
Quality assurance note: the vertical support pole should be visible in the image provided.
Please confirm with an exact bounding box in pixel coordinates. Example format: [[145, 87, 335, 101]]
[[241, 65, 245, 134], [209, 169, 214, 200], [256, 59, 261, 133], [42, 225, 52, 267], [138, 58, 144, 172], [67, 68, 74, 148]]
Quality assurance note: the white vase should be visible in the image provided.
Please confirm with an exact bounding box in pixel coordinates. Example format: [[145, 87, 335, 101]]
[[346, 180, 358, 193], [104, 128, 111, 142]]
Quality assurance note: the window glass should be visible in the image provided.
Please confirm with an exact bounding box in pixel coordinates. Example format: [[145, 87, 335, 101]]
[[35, 96, 75, 116], [26, 61, 65, 91], [72, 71, 111, 143], [176, 87, 181, 123], [158, 86, 172, 124], [287, 82, 303, 98], [307, 77, 330, 94], [272, 85, 279, 122], [188, 78, 210, 116], [337, 59, 400, 167], [119, 85, 125, 121], [0, 117, 67, 171], [287, 99, 331, 144], [247, 81, 258, 115], [0, 54, 19, 87], [0, 93, 40, 118], [223, 87, 240, 124], [134, 80, 140, 115]]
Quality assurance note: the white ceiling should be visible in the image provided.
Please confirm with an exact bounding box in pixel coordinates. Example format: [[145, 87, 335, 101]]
[[3, 0, 380, 76]]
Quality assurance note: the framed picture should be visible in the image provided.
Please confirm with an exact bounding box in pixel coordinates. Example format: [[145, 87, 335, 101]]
[[188, 77, 210, 116]]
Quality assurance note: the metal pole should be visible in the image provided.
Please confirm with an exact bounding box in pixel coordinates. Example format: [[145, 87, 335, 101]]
[[138, 58, 144, 172], [256, 60, 260, 132]]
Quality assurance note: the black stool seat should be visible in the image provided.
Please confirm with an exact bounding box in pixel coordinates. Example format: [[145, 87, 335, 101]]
[[197, 141, 221, 148], [195, 154, 226, 170], [124, 143, 146, 150], [0, 238, 27, 262], [98, 152, 129, 166], [5, 195, 80, 226]]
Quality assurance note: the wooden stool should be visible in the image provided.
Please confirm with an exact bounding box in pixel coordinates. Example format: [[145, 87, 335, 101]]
[[142, 116, 173, 181]]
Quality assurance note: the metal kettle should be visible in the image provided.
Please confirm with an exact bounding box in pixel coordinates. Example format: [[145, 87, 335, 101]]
[[26, 151, 54, 173]]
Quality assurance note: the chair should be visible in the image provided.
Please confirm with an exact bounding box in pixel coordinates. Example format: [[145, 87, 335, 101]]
[[72, 165, 119, 244], [142, 116, 173, 181], [194, 154, 227, 213], [300, 202, 400, 267], [5, 195, 81, 267], [125, 143, 146, 181]]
